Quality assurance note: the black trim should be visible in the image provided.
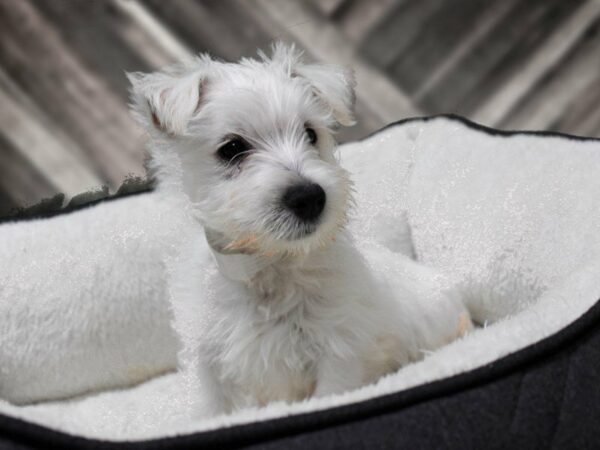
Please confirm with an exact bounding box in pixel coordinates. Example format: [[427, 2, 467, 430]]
[[361, 113, 600, 143], [0, 186, 153, 225], [2, 114, 600, 449]]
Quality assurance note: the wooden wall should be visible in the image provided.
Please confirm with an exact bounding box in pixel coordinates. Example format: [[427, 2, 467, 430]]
[[1, 0, 599, 218]]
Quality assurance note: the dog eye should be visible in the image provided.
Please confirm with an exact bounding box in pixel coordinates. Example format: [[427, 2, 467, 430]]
[[216, 138, 251, 163], [305, 127, 318, 145]]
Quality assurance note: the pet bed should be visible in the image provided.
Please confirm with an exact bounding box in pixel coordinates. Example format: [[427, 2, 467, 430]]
[[1, 115, 600, 449]]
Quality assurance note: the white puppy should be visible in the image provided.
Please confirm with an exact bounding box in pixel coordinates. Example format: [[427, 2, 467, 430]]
[[129, 44, 471, 415]]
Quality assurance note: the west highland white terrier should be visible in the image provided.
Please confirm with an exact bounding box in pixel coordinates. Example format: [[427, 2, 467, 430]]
[[129, 43, 471, 415]]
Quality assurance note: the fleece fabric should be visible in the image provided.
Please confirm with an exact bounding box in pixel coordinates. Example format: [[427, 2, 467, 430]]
[[0, 193, 185, 404], [1, 116, 599, 448]]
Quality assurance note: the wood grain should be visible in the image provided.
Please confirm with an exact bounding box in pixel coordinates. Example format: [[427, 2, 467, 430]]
[[1, 0, 599, 217]]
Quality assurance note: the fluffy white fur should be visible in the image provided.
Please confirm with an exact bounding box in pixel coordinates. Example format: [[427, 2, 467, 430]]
[[2, 117, 600, 441], [128, 44, 471, 414]]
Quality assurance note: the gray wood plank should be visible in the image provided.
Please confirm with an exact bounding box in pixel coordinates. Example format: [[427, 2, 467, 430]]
[[111, 0, 192, 66], [307, 0, 348, 17], [141, 0, 269, 61], [194, 0, 275, 57], [0, 80, 105, 203], [566, 83, 600, 137], [359, 0, 441, 69], [416, 0, 549, 113], [412, 0, 517, 103], [248, 0, 421, 127], [32, 0, 156, 99], [335, 0, 399, 43], [0, 189, 19, 219], [500, 14, 600, 133], [474, 0, 599, 127], [458, 0, 584, 118], [388, 0, 492, 95], [0, 132, 62, 216], [0, 0, 146, 192]]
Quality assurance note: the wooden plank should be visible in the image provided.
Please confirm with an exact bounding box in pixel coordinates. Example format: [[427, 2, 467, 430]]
[[0, 189, 19, 219], [412, 0, 517, 102], [388, 0, 492, 95], [248, 0, 421, 128], [553, 84, 600, 138], [0, 0, 146, 192], [32, 0, 155, 99], [416, 0, 545, 113], [307, 0, 349, 17], [0, 132, 63, 216], [500, 16, 600, 133], [335, 0, 399, 43], [580, 107, 600, 138], [359, 0, 441, 69], [141, 0, 270, 61], [194, 0, 275, 57], [112, 0, 191, 65], [471, 0, 597, 126], [565, 82, 600, 137], [0, 83, 105, 204]]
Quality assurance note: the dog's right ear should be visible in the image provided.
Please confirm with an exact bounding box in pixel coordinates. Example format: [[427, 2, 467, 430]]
[[127, 67, 205, 136], [268, 42, 356, 127]]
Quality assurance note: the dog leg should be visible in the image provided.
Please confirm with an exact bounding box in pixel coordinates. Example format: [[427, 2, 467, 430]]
[[193, 362, 227, 417], [314, 355, 365, 397]]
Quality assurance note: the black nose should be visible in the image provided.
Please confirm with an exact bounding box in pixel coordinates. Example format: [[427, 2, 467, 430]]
[[283, 182, 326, 222]]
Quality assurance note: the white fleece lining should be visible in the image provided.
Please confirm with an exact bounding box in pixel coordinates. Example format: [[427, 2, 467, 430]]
[[1, 117, 600, 441]]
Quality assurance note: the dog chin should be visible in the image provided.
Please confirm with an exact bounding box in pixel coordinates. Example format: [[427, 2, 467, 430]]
[[274, 223, 339, 255], [284, 224, 318, 241]]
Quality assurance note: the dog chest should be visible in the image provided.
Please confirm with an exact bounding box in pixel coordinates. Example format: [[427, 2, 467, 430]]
[[216, 310, 320, 408]]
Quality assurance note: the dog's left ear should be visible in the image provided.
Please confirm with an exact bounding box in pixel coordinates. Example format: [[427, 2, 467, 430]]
[[295, 64, 356, 127], [127, 66, 205, 136]]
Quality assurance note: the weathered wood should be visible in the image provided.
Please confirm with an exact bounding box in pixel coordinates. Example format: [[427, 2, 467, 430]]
[[501, 15, 600, 134], [1, 0, 600, 218], [419, 0, 564, 114], [389, 0, 491, 95], [0, 189, 19, 219], [0, 132, 62, 216], [419, 0, 540, 114], [473, 0, 600, 127], [359, 0, 440, 69], [248, 0, 421, 128], [308, 0, 348, 17], [141, 0, 270, 61], [335, 0, 399, 43], [413, 0, 517, 102], [0, 0, 146, 192], [112, 0, 192, 65], [0, 71, 105, 204], [564, 82, 600, 138], [32, 0, 155, 98], [195, 0, 276, 57]]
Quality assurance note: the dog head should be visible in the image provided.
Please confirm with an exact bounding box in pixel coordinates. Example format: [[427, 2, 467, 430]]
[[129, 43, 356, 256]]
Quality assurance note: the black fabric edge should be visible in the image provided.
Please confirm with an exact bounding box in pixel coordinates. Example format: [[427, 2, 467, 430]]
[[3, 297, 600, 450], [2, 114, 600, 449], [0, 186, 154, 226], [359, 113, 600, 142]]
